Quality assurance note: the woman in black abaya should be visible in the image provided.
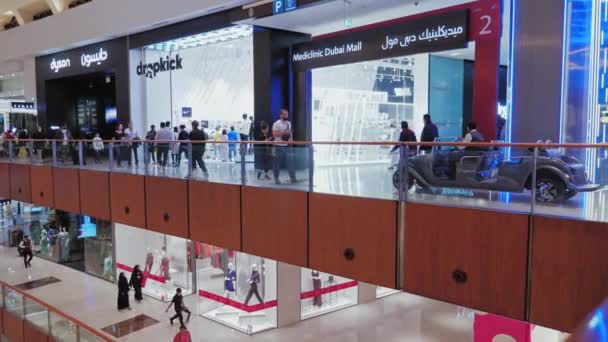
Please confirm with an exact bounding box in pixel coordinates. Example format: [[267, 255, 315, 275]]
[[130, 265, 144, 303], [117, 272, 131, 310]]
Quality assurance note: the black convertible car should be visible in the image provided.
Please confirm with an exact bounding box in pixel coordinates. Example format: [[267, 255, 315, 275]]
[[393, 147, 601, 202]]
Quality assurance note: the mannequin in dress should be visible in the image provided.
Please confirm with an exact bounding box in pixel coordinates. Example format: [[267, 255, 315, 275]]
[[144, 251, 154, 273], [39, 229, 49, 256], [244, 264, 263, 305], [159, 247, 170, 280], [312, 270, 322, 307], [58, 227, 70, 262], [224, 263, 236, 298]]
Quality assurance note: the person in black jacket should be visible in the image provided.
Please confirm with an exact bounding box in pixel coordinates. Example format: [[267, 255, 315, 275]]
[[176, 125, 189, 166], [189, 121, 208, 176], [129, 265, 144, 303], [420, 114, 439, 153], [391, 121, 417, 154], [117, 272, 131, 310]]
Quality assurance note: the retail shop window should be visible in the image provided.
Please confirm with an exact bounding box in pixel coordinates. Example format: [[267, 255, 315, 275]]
[[196, 242, 277, 335], [300, 268, 358, 320], [115, 224, 194, 301]]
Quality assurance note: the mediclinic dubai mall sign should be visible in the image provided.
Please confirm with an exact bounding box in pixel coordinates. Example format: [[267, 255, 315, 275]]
[[291, 10, 469, 71]]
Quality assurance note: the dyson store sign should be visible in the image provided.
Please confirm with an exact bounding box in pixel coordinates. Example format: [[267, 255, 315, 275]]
[[48, 47, 109, 73]]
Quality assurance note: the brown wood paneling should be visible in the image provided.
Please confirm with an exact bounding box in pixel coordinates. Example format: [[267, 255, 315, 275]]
[[403, 203, 528, 320], [242, 187, 307, 267], [189, 181, 241, 250], [30, 166, 54, 207], [79, 170, 110, 220], [52, 168, 80, 213], [2, 310, 24, 342], [0, 163, 9, 198], [530, 216, 608, 332], [9, 164, 31, 203], [110, 173, 146, 228], [145, 176, 188, 238], [24, 322, 49, 342], [309, 193, 397, 288]]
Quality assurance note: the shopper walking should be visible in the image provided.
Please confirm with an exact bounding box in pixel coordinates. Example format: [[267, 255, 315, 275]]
[[177, 125, 189, 166], [220, 129, 229, 162], [125, 123, 140, 167], [391, 121, 417, 154], [189, 121, 209, 176], [238, 113, 251, 156], [228, 126, 239, 162], [20, 235, 33, 268], [272, 109, 296, 184], [117, 272, 131, 310], [173, 326, 192, 342], [155, 122, 172, 168], [92, 133, 104, 163], [129, 265, 144, 303], [113, 124, 129, 168], [255, 121, 273, 180], [146, 125, 157, 164], [166, 288, 191, 329], [420, 114, 439, 153], [248, 116, 255, 154]]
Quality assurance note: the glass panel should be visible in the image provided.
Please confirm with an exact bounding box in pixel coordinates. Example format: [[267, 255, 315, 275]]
[[49, 311, 77, 342], [31, 138, 53, 166], [300, 268, 357, 320], [11, 140, 31, 164], [24, 297, 49, 333], [79, 327, 105, 342], [80, 140, 113, 172], [54, 139, 79, 168], [533, 146, 607, 222], [247, 143, 309, 191], [197, 243, 277, 335], [313, 143, 397, 200], [4, 288, 24, 318], [0, 137, 9, 162]]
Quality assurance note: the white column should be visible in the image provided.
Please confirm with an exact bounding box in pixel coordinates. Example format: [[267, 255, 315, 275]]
[[276, 262, 301, 327], [22, 56, 36, 101], [357, 282, 377, 304]]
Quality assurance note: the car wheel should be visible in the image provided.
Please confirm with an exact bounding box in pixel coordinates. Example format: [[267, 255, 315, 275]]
[[535, 176, 566, 203], [392, 171, 415, 190]]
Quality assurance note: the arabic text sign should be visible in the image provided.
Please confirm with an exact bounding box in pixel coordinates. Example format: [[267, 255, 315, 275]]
[[292, 10, 469, 71]]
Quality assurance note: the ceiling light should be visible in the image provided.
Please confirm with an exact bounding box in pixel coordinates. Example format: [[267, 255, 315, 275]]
[[145, 25, 253, 52]]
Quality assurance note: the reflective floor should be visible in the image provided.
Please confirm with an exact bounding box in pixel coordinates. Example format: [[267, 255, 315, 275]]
[[49, 155, 608, 223], [0, 244, 568, 342]]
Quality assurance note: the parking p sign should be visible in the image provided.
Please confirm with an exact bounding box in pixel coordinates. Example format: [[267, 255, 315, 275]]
[[273, 0, 297, 14]]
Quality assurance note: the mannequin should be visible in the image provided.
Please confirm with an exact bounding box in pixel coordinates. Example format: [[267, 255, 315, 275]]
[[103, 255, 114, 280], [159, 247, 170, 280], [58, 227, 70, 262], [244, 264, 263, 305], [144, 251, 154, 273], [39, 229, 49, 256], [312, 270, 322, 307], [224, 263, 236, 298]]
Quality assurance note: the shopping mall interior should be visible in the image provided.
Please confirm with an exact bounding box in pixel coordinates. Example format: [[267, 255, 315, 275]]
[[0, 0, 606, 341]]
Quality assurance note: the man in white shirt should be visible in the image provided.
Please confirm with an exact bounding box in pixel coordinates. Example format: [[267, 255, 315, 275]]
[[238, 113, 251, 155], [272, 109, 296, 184], [124, 122, 140, 166], [459, 121, 485, 150]]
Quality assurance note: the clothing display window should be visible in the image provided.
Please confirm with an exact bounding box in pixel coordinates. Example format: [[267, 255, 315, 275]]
[[300, 268, 357, 320], [82, 218, 114, 282], [115, 224, 193, 301], [196, 242, 277, 335]]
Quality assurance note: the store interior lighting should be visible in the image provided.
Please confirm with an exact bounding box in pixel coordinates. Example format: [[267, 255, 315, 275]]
[[145, 25, 253, 52]]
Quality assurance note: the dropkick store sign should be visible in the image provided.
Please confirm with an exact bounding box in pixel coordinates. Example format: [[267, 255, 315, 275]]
[[291, 10, 469, 71]]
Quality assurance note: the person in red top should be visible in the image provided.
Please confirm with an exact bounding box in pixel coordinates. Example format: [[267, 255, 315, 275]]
[[173, 326, 192, 342]]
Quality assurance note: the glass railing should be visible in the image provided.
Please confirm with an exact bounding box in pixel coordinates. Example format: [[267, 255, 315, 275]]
[[0, 281, 113, 341], [1, 139, 607, 222]]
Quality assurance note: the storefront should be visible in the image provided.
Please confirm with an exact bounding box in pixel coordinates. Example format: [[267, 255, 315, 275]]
[[292, 5, 504, 166], [35, 38, 129, 139], [115, 224, 193, 301]]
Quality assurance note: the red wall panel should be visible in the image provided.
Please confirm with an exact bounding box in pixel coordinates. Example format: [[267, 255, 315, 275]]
[[30, 166, 54, 207], [0, 163, 9, 198], [52, 168, 80, 213], [9, 164, 31, 203], [2, 310, 24, 342], [145, 176, 189, 239], [110, 173, 146, 228], [79, 170, 111, 220], [309, 193, 397, 288]]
